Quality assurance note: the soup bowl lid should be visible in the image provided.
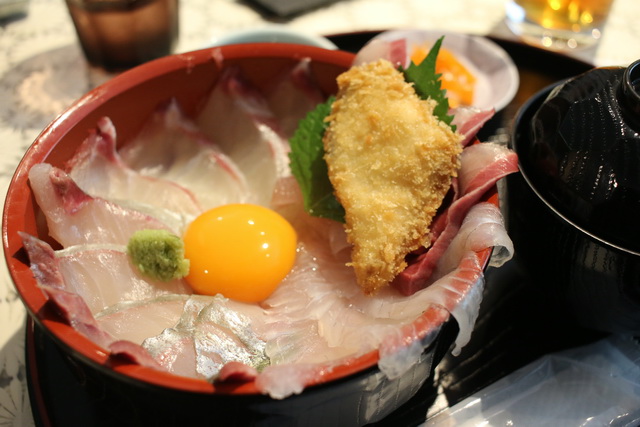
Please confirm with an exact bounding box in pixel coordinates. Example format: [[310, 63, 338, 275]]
[[519, 59, 640, 254]]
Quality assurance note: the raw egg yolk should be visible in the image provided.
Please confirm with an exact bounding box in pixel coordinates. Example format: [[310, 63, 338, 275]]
[[182, 204, 297, 303]]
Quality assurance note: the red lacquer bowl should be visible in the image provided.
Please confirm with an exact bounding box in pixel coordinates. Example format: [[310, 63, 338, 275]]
[[3, 43, 495, 425]]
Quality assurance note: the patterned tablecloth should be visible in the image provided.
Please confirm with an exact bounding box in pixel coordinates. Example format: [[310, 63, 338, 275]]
[[1, 0, 639, 424]]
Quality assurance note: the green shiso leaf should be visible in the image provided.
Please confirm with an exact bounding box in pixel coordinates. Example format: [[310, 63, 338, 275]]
[[288, 96, 345, 223], [288, 36, 454, 222], [401, 36, 456, 131]]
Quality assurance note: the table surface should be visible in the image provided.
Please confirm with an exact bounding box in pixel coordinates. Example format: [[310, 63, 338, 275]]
[[1, 0, 639, 425]]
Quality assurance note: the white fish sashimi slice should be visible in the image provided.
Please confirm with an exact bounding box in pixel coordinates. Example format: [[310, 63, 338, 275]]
[[264, 58, 326, 139], [21, 232, 191, 373], [262, 319, 332, 365], [353, 33, 410, 68], [255, 364, 322, 400], [119, 100, 251, 210], [261, 212, 491, 379], [144, 328, 200, 379], [434, 202, 514, 277], [96, 295, 189, 345], [457, 142, 519, 194], [196, 66, 291, 205], [262, 244, 381, 364], [29, 163, 175, 247], [19, 232, 162, 368], [141, 295, 209, 378], [143, 295, 269, 380], [55, 244, 192, 314], [194, 321, 263, 380], [391, 141, 518, 296], [257, 243, 450, 396], [19, 233, 110, 347], [357, 250, 485, 369], [66, 116, 202, 227], [189, 296, 269, 378], [451, 106, 495, 147]]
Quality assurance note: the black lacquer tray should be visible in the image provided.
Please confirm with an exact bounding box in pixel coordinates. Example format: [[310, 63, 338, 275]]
[[26, 33, 606, 427]]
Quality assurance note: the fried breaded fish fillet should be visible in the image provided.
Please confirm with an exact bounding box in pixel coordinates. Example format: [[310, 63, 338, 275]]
[[323, 59, 463, 295]]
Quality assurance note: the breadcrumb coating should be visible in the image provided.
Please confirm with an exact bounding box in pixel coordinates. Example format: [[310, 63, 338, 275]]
[[323, 59, 463, 295]]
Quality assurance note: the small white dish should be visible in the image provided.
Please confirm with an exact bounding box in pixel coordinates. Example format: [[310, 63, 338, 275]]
[[210, 25, 338, 50], [355, 30, 520, 112]]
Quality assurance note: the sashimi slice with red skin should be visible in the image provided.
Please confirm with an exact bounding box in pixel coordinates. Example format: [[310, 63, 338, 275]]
[[392, 142, 519, 295], [264, 58, 327, 139], [119, 99, 251, 210], [66, 116, 203, 229], [433, 202, 514, 278], [196, 66, 291, 205], [353, 36, 409, 68], [238, 206, 494, 396], [217, 361, 259, 382], [19, 232, 101, 344], [96, 295, 190, 345], [253, 203, 490, 365], [29, 163, 176, 248], [451, 106, 496, 147], [20, 232, 191, 337], [19, 232, 164, 370], [108, 340, 167, 370], [54, 245, 192, 314]]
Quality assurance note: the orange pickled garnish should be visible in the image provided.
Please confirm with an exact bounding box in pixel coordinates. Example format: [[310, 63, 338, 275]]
[[410, 45, 476, 108]]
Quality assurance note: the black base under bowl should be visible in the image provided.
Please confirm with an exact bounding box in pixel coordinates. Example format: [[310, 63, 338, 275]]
[[26, 315, 459, 427]]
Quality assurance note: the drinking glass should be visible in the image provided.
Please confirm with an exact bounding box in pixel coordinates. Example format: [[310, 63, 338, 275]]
[[65, 0, 179, 72], [505, 0, 615, 50]]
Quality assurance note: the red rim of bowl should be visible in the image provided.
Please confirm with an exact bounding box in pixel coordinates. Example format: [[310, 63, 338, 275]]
[[2, 42, 495, 395]]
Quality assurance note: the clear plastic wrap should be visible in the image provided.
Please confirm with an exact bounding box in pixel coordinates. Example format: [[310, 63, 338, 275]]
[[426, 335, 640, 426]]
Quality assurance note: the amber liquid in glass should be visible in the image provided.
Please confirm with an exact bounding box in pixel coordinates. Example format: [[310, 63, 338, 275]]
[[513, 0, 613, 32], [66, 0, 179, 71]]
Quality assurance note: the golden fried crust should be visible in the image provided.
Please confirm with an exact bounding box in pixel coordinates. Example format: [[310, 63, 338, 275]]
[[323, 59, 463, 295]]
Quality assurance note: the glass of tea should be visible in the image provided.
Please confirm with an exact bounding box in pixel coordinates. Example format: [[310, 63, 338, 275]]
[[505, 0, 615, 50], [65, 0, 179, 72]]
